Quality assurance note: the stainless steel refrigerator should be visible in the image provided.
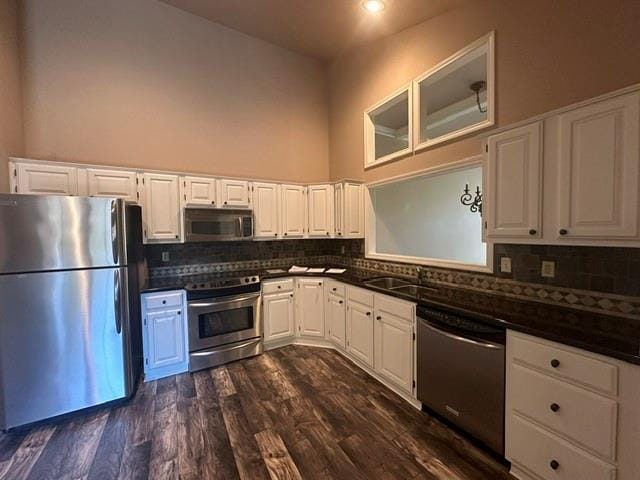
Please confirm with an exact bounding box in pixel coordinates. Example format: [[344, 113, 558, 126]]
[[0, 194, 143, 430]]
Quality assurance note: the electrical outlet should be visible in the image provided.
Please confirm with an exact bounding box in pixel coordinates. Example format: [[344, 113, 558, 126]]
[[500, 257, 512, 273], [541, 260, 555, 278], [161, 251, 170, 262]]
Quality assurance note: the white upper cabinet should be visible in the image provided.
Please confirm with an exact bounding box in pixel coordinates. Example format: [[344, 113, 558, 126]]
[[280, 184, 306, 238], [486, 122, 543, 238], [556, 93, 639, 239], [252, 182, 280, 238], [344, 182, 364, 238], [296, 279, 325, 338], [307, 184, 334, 237], [183, 176, 217, 207], [220, 179, 250, 208], [14, 163, 78, 195], [86, 168, 138, 202], [142, 173, 181, 242]]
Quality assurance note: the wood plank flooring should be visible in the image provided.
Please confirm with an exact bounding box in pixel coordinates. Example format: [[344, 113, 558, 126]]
[[0, 346, 514, 480]]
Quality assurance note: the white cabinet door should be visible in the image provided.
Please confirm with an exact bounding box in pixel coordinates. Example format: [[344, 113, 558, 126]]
[[183, 176, 217, 207], [297, 279, 325, 338], [281, 184, 306, 238], [15, 163, 78, 195], [307, 184, 333, 237], [142, 173, 181, 242], [344, 182, 364, 238], [374, 310, 413, 393], [326, 293, 346, 349], [146, 308, 186, 370], [486, 122, 543, 238], [264, 292, 295, 342], [86, 168, 138, 202], [253, 182, 280, 238], [557, 93, 639, 239], [346, 300, 374, 367], [220, 179, 250, 207]]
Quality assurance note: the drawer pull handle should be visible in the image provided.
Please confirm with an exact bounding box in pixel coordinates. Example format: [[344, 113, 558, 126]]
[[550, 460, 559, 471], [550, 403, 560, 412], [550, 358, 560, 368], [559, 229, 568, 236], [529, 229, 537, 235]]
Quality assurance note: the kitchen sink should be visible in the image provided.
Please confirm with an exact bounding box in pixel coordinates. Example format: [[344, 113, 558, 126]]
[[363, 277, 412, 289], [389, 284, 438, 297]]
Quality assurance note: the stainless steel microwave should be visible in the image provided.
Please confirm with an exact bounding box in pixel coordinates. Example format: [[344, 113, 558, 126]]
[[184, 208, 253, 242]]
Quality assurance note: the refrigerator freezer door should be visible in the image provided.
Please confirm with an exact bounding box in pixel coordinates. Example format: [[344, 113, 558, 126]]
[[0, 194, 126, 274], [0, 267, 130, 429]]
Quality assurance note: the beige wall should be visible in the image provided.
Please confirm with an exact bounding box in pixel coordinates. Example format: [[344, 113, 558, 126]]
[[0, 0, 23, 192], [19, 0, 329, 183], [328, 0, 640, 183]]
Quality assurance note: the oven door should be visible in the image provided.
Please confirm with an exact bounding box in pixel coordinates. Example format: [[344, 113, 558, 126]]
[[188, 293, 261, 351]]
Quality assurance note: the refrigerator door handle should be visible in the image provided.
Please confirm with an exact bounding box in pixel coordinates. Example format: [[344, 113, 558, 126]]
[[110, 201, 120, 265], [114, 269, 122, 334]]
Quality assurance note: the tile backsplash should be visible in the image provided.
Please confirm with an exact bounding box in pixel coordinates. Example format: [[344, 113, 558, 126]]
[[145, 239, 639, 318]]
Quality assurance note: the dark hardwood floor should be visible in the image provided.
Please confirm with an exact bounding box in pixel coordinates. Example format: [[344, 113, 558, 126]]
[[0, 345, 514, 480]]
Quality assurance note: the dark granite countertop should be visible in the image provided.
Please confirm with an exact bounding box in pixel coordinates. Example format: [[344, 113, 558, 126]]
[[141, 267, 640, 365]]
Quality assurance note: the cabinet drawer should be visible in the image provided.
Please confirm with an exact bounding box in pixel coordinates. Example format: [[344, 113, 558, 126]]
[[263, 279, 294, 294], [510, 333, 618, 396], [347, 286, 374, 307], [509, 363, 617, 460], [375, 294, 414, 322], [326, 280, 345, 297], [143, 291, 184, 310], [508, 414, 616, 480]]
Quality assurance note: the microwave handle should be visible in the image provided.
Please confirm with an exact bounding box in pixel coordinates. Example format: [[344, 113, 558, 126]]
[[237, 217, 243, 236]]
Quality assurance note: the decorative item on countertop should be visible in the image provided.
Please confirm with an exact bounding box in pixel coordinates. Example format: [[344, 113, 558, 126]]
[[460, 183, 482, 214]]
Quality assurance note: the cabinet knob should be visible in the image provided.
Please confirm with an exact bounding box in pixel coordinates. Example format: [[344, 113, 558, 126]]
[[326, 232, 330, 236], [376, 316, 382, 320], [332, 287, 337, 292], [339, 300, 343, 304], [559, 229, 568, 236], [162, 300, 167, 304], [529, 229, 537, 235], [175, 235, 179, 239], [550, 358, 560, 368], [550, 403, 560, 413], [177, 311, 181, 315], [224, 201, 228, 205], [366, 312, 371, 316], [318, 282, 322, 286], [211, 201, 215, 205], [290, 294, 293, 298], [549, 460, 559, 471], [277, 285, 281, 289], [284, 232, 288, 236]]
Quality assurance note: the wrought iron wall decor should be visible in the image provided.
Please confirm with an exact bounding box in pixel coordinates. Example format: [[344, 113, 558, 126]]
[[470, 81, 487, 114], [460, 183, 482, 214]]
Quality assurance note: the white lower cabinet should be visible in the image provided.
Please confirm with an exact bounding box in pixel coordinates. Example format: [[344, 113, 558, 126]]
[[326, 292, 346, 349], [346, 296, 374, 367], [263, 291, 295, 342], [506, 330, 640, 480], [374, 296, 415, 394], [296, 279, 325, 337], [141, 290, 188, 381]]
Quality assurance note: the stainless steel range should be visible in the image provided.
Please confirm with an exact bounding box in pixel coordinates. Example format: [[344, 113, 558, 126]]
[[186, 275, 262, 372]]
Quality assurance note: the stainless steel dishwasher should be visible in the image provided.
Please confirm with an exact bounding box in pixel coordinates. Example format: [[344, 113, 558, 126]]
[[417, 305, 505, 455]]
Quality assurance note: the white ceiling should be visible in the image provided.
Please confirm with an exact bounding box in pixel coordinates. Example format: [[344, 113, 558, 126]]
[[159, 0, 462, 61]]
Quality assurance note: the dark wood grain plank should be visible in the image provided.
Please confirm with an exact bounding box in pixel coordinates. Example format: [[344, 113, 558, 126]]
[[148, 387, 178, 480], [0, 430, 28, 463], [211, 366, 237, 399], [117, 440, 151, 480], [220, 394, 270, 480], [87, 406, 130, 480], [193, 370, 240, 480], [0, 425, 55, 480], [254, 429, 302, 480]]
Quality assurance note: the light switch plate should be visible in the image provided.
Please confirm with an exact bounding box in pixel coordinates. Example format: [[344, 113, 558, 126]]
[[161, 251, 170, 262], [541, 260, 555, 278], [500, 257, 512, 273]]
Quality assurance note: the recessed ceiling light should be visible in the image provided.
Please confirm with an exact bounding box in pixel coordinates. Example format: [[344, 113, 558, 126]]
[[363, 0, 385, 13]]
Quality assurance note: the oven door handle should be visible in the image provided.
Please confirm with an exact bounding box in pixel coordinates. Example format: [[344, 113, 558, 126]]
[[188, 293, 260, 309], [418, 317, 504, 350], [190, 338, 261, 356]]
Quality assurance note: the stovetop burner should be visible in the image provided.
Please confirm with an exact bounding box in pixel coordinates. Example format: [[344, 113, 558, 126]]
[[185, 275, 261, 300]]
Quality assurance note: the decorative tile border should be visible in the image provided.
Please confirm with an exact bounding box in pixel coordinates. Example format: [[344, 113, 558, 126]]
[[149, 254, 640, 320]]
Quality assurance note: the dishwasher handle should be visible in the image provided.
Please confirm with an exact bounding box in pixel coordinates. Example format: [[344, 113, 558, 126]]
[[418, 317, 504, 350]]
